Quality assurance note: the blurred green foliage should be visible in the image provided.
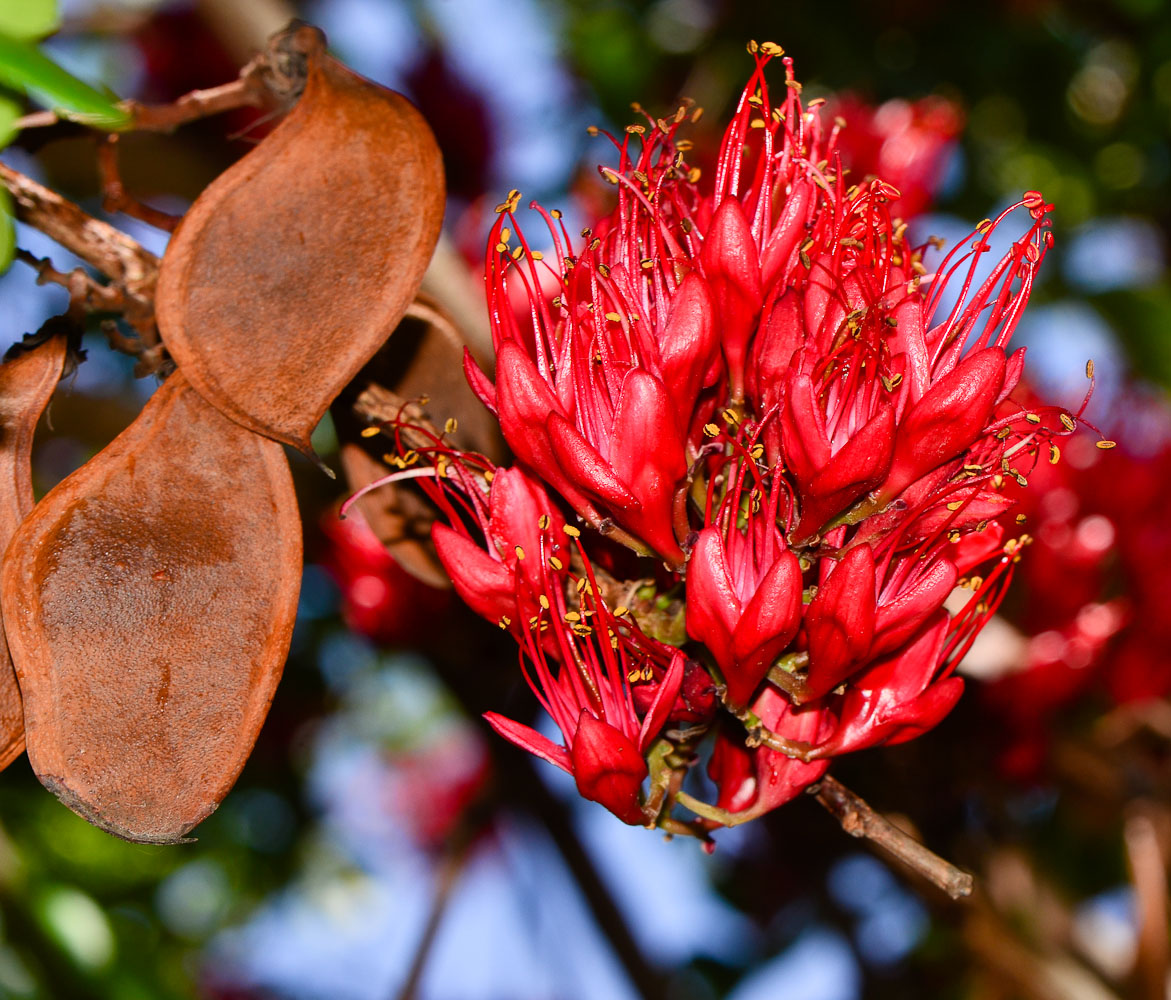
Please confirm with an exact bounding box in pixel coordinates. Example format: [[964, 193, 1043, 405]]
[[0, 0, 129, 273]]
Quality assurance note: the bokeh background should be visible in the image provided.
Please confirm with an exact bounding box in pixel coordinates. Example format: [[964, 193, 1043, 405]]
[[3, 1, 1171, 997]]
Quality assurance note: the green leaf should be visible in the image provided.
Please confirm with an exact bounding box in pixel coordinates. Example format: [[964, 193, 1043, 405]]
[[0, 34, 130, 129], [0, 0, 60, 41], [0, 187, 15, 274]]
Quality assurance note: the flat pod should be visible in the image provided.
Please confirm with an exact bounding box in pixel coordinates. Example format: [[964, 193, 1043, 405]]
[[155, 30, 446, 457], [334, 296, 504, 588], [0, 337, 66, 770], [1, 373, 301, 842]]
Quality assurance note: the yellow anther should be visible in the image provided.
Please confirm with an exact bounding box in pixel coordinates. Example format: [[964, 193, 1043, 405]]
[[444, 417, 458, 434], [549, 555, 563, 570], [687, 167, 702, 183], [498, 616, 511, 629], [946, 501, 963, 511], [494, 189, 521, 214], [539, 595, 550, 610], [1086, 359, 1095, 378], [1025, 413, 1040, 424], [564, 611, 581, 622], [1016, 514, 1027, 524], [613, 606, 629, 618], [703, 423, 720, 437], [760, 41, 785, 56], [1049, 443, 1061, 465], [360, 426, 381, 438], [530, 250, 544, 261], [605, 312, 622, 322], [564, 525, 581, 538], [1060, 413, 1076, 431], [1096, 439, 1117, 449], [514, 545, 526, 560]]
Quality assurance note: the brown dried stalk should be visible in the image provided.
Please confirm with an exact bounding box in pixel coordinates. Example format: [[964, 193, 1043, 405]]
[[0, 161, 158, 294], [811, 774, 974, 900]]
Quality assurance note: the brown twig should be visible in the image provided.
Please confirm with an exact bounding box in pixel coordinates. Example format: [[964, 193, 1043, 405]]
[[127, 60, 270, 131], [96, 136, 180, 232], [4, 167, 172, 374], [811, 774, 974, 900], [964, 907, 1124, 1000], [1124, 803, 1170, 1000], [393, 836, 471, 1000], [0, 161, 158, 294], [13, 54, 273, 135]]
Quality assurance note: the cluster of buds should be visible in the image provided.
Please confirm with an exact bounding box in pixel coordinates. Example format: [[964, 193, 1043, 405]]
[[363, 44, 1081, 838]]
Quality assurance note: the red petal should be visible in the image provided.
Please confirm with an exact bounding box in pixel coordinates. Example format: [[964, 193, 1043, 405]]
[[484, 712, 572, 773], [728, 549, 803, 707], [432, 524, 515, 625], [658, 273, 717, 432], [463, 347, 498, 415], [638, 652, 686, 753], [700, 199, 762, 399], [571, 711, 648, 825], [685, 527, 741, 676], [546, 412, 639, 509], [780, 372, 831, 486], [880, 347, 1006, 501], [804, 544, 877, 700], [872, 558, 957, 657]]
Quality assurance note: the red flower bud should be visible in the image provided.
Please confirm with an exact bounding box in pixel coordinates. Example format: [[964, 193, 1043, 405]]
[[701, 199, 762, 401], [571, 711, 649, 826], [879, 347, 1007, 502], [803, 544, 877, 700]]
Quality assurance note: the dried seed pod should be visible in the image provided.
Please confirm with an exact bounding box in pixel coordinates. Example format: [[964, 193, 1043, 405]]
[[1, 373, 301, 842], [156, 26, 445, 459], [333, 295, 504, 588], [0, 336, 66, 771]]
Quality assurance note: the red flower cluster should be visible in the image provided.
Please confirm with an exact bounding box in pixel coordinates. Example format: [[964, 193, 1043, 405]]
[[370, 45, 1075, 836]]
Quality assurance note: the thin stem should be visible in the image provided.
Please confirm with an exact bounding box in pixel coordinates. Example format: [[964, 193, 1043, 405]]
[[0, 161, 159, 294], [394, 837, 471, 1000], [97, 135, 180, 232], [811, 775, 974, 900]]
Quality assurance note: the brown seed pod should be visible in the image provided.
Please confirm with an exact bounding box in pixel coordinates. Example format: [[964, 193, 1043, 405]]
[[1, 373, 301, 843], [0, 336, 66, 771], [333, 295, 504, 588], [155, 26, 446, 459]]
